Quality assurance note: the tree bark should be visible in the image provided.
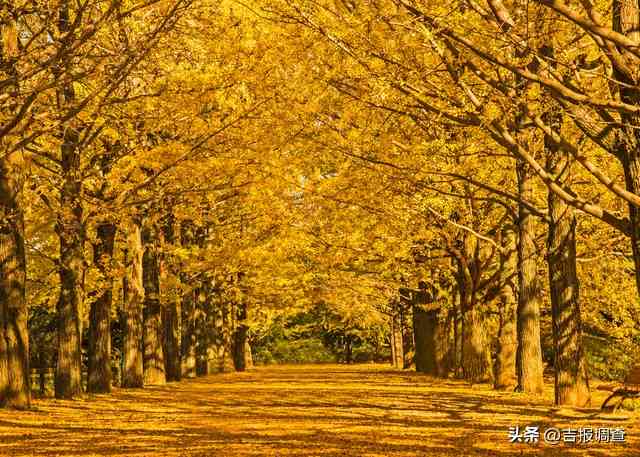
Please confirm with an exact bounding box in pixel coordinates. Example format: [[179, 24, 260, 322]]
[[344, 335, 353, 364], [54, 0, 85, 400], [390, 301, 404, 368], [515, 160, 544, 394], [0, 151, 30, 408], [214, 299, 228, 372], [461, 306, 493, 383], [455, 261, 493, 384], [181, 287, 197, 378], [244, 339, 253, 369], [38, 364, 46, 396], [413, 305, 449, 376], [122, 222, 144, 388], [203, 281, 223, 375], [614, 0, 640, 296], [142, 221, 165, 385], [195, 285, 210, 376], [161, 214, 180, 382], [179, 222, 197, 377], [452, 288, 462, 378], [87, 223, 116, 393], [55, 121, 84, 400], [494, 224, 518, 390], [232, 302, 250, 371], [163, 300, 181, 381], [545, 110, 591, 407], [396, 292, 413, 369]]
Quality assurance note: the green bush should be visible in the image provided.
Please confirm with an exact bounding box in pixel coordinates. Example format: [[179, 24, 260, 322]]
[[252, 305, 388, 365], [254, 337, 335, 365], [585, 334, 633, 381]]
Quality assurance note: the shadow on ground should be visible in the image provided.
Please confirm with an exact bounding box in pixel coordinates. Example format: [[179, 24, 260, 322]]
[[0, 364, 638, 456]]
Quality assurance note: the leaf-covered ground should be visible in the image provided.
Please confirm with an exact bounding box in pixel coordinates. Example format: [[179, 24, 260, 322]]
[[0, 364, 638, 456]]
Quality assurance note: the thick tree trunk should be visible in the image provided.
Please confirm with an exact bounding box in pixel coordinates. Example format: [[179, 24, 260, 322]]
[[456, 262, 492, 383], [142, 222, 165, 385], [624, 154, 640, 295], [202, 282, 222, 375], [161, 214, 180, 382], [515, 160, 544, 394], [413, 306, 449, 376], [55, 125, 84, 400], [494, 224, 518, 390], [0, 152, 30, 408], [545, 112, 590, 407], [232, 302, 250, 371], [399, 298, 413, 369], [54, 1, 85, 400], [461, 306, 493, 383], [163, 300, 181, 381], [179, 222, 197, 377], [122, 223, 144, 388], [87, 223, 116, 393], [614, 0, 640, 296], [214, 300, 228, 372], [181, 288, 197, 378]]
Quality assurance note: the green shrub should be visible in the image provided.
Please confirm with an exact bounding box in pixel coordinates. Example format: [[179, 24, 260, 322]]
[[254, 337, 335, 365]]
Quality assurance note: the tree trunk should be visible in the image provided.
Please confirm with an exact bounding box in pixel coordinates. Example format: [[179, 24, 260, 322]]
[[142, 222, 165, 385], [452, 288, 462, 378], [161, 214, 180, 382], [38, 365, 46, 396], [195, 286, 210, 376], [0, 151, 30, 408], [244, 340, 253, 369], [515, 160, 544, 394], [55, 123, 84, 400], [494, 224, 518, 390], [87, 223, 116, 393], [232, 302, 249, 371], [223, 299, 235, 371], [203, 282, 221, 375], [179, 222, 197, 377], [214, 299, 228, 372], [456, 261, 493, 383], [163, 300, 181, 381], [205, 330, 218, 375], [181, 288, 197, 378], [390, 303, 404, 368], [400, 301, 413, 369], [461, 306, 493, 383], [614, 0, 640, 296], [122, 223, 144, 388], [413, 305, 449, 376], [54, 1, 85, 400], [344, 335, 353, 364], [441, 310, 453, 377], [545, 110, 590, 407]]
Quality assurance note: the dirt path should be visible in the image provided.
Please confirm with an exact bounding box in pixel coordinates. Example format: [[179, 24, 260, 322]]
[[0, 364, 638, 456]]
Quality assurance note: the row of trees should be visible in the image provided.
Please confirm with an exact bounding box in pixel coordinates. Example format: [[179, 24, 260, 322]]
[[2, 0, 640, 412], [0, 0, 293, 408], [258, 0, 640, 407]]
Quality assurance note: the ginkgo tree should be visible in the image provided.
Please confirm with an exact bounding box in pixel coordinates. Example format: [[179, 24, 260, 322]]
[[3, 0, 640, 416]]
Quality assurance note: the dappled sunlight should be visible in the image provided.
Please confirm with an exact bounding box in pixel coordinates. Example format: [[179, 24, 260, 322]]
[[0, 365, 638, 456]]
